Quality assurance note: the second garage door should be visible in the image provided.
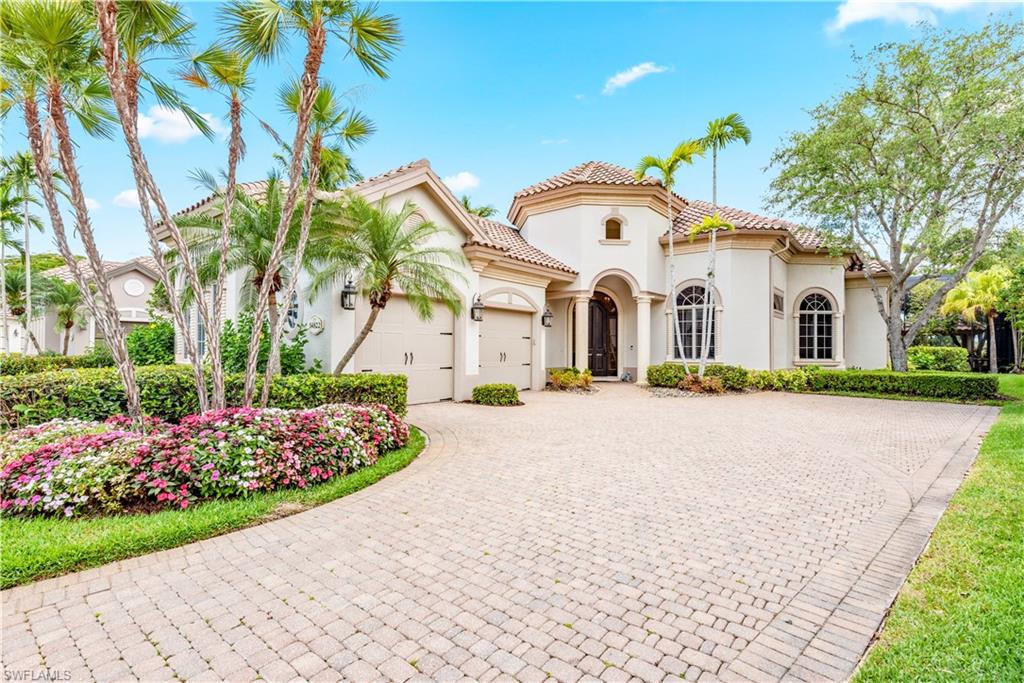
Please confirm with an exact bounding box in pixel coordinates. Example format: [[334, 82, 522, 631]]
[[479, 308, 532, 390], [354, 296, 454, 404]]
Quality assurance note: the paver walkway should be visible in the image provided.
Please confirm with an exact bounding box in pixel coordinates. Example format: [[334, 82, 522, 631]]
[[1, 385, 997, 682]]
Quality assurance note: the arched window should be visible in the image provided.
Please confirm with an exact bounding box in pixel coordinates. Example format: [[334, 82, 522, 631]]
[[674, 285, 715, 361], [798, 293, 833, 360], [604, 218, 622, 240]]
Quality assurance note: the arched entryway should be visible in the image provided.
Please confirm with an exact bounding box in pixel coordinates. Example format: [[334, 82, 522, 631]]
[[588, 292, 618, 376]]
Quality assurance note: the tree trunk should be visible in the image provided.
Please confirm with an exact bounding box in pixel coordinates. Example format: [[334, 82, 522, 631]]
[[209, 91, 243, 410], [25, 325, 43, 355], [987, 312, 998, 374], [665, 186, 689, 375], [243, 22, 326, 406], [699, 149, 718, 378], [1011, 322, 1021, 373], [888, 315, 909, 371], [1, 234, 8, 354], [22, 186, 31, 355], [62, 324, 71, 355], [93, 0, 211, 414], [335, 305, 380, 375]]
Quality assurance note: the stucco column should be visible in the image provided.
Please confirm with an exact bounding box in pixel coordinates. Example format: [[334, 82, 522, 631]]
[[834, 311, 845, 366], [635, 296, 651, 384], [573, 294, 589, 371]]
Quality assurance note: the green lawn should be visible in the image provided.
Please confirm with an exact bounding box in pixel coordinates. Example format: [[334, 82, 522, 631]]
[[0, 428, 425, 589], [855, 375, 1024, 682]]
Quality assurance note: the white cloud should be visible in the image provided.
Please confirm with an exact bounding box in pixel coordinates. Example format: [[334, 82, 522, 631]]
[[442, 171, 480, 193], [541, 138, 569, 145], [827, 0, 982, 34], [113, 189, 142, 208], [574, 94, 586, 101], [137, 105, 225, 143], [84, 197, 101, 211], [602, 62, 670, 95]]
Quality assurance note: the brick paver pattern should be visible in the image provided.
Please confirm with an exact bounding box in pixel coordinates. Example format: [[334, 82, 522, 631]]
[[1, 385, 997, 682]]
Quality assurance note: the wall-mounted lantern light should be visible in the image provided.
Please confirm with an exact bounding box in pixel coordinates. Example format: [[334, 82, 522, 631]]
[[470, 295, 485, 322], [541, 305, 553, 328], [341, 277, 357, 311]]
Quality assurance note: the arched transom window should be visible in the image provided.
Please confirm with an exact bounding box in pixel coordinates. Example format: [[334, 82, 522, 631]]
[[798, 293, 833, 360], [674, 285, 715, 361]]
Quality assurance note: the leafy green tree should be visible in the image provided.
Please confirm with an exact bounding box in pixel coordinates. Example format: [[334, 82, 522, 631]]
[[635, 141, 704, 376], [769, 22, 1024, 371], [940, 267, 1010, 373], [310, 196, 466, 374], [126, 320, 176, 366], [694, 114, 750, 376]]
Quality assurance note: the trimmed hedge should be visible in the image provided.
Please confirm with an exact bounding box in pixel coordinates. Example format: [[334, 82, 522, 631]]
[[908, 345, 971, 372], [1, 351, 113, 376], [646, 363, 749, 391], [0, 365, 407, 428], [807, 370, 998, 401], [472, 383, 520, 406]]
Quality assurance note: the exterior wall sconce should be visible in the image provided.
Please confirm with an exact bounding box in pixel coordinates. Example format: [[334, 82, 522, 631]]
[[341, 277, 357, 311], [470, 295, 485, 322], [541, 306, 553, 328]]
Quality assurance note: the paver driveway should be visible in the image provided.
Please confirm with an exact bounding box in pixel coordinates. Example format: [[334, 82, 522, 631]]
[[1, 385, 996, 683]]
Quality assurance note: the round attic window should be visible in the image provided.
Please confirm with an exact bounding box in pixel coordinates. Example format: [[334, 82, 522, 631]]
[[123, 278, 145, 297]]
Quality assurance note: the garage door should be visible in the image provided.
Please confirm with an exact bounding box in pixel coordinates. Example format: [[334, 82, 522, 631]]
[[479, 308, 532, 391], [354, 296, 454, 404]]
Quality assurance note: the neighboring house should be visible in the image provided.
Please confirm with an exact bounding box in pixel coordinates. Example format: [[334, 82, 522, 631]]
[[169, 159, 891, 404], [24, 257, 159, 355]]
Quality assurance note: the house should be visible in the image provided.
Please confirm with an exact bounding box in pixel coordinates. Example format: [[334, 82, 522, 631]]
[[172, 159, 891, 404], [20, 257, 159, 355]]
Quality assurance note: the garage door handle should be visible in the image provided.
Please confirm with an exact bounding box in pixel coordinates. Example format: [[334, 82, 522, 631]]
[[403, 352, 408, 365], [410, 352, 414, 364]]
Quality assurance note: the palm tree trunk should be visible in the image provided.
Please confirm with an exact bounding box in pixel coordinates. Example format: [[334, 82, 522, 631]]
[[22, 183, 30, 355], [699, 149, 718, 378], [40, 83, 143, 426], [94, 0, 210, 413], [988, 312, 998, 373], [1011, 323, 1021, 373], [242, 21, 326, 406], [260, 137, 322, 407], [1, 233, 8, 354], [62, 325, 70, 355], [335, 304, 380, 375], [209, 91, 243, 410], [666, 186, 689, 375]]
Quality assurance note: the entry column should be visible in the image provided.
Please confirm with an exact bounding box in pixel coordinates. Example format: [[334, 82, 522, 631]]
[[573, 294, 589, 371], [635, 295, 651, 384]]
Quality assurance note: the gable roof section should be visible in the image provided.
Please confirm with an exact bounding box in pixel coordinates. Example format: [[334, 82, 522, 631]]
[[170, 180, 271, 221], [513, 161, 662, 199], [671, 199, 830, 251], [42, 256, 160, 284], [469, 217, 576, 274]]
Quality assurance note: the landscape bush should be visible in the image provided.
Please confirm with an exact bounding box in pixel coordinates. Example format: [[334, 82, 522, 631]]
[[0, 404, 408, 518], [0, 351, 113, 375], [748, 368, 811, 392], [646, 363, 749, 391], [220, 314, 313, 375], [807, 370, 998, 401], [547, 367, 593, 390], [126, 320, 175, 366], [677, 374, 725, 394], [472, 383, 520, 406], [907, 345, 971, 372], [0, 366, 407, 428]]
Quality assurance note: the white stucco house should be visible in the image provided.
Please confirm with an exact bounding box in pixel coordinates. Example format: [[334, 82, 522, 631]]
[[172, 159, 891, 404]]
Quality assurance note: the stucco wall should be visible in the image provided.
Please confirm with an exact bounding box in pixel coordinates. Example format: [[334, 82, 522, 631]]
[[845, 282, 890, 369]]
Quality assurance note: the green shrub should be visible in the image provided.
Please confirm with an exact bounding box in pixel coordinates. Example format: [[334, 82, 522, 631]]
[[220, 314, 314, 375], [548, 367, 593, 390], [0, 366, 407, 428], [77, 344, 115, 368], [807, 370, 998, 401], [646, 362, 688, 388], [647, 363, 749, 391], [126, 320, 175, 366], [748, 368, 811, 392], [0, 351, 114, 375], [908, 345, 970, 372], [472, 383, 520, 406]]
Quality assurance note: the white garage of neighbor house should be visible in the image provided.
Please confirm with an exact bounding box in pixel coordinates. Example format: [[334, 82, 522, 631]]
[[171, 159, 891, 404]]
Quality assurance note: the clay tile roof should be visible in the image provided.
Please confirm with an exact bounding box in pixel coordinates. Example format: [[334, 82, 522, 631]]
[[671, 199, 829, 251], [170, 180, 273, 220], [349, 159, 430, 191], [470, 217, 576, 274], [42, 256, 159, 283], [513, 161, 662, 199]]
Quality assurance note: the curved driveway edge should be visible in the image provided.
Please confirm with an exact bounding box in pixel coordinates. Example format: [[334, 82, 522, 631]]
[[1, 386, 998, 683]]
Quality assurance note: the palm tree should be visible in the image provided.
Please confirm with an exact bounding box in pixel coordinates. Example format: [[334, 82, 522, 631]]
[[0, 176, 34, 354], [260, 81, 374, 404], [941, 266, 1010, 373], [696, 114, 751, 376], [2, 153, 45, 354], [3, 268, 45, 354], [310, 196, 466, 375], [635, 141, 704, 376], [460, 195, 496, 218], [222, 0, 401, 406], [44, 278, 88, 355]]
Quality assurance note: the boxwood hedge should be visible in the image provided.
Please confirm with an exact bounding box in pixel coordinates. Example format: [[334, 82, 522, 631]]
[[471, 383, 520, 406], [1, 351, 113, 376], [646, 363, 750, 391], [0, 365, 407, 428], [807, 369, 998, 401]]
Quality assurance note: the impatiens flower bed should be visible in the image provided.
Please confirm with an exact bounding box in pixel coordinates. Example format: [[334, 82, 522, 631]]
[[0, 403, 408, 518]]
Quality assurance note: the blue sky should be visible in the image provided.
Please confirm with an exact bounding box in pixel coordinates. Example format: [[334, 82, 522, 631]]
[[3, 1, 1019, 261]]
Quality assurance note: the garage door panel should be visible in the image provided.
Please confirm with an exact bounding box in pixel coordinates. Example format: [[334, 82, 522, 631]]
[[479, 308, 532, 391]]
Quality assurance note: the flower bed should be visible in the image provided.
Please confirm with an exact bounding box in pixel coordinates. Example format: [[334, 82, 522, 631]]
[[0, 403, 408, 518]]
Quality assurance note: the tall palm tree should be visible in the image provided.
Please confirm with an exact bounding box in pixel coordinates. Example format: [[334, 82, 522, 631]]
[[93, 0, 218, 414], [460, 195, 496, 218], [941, 266, 1010, 373], [2, 153, 46, 354], [310, 196, 466, 375], [696, 114, 751, 376], [3, 268, 45, 354], [0, 176, 34, 353], [635, 141, 704, 376], [44, 278, 88, 355], [223, 0, 401, 406], [261, 81, 374, 404]]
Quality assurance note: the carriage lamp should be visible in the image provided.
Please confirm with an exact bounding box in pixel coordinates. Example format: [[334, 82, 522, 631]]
[[541, 306, 553, 328], [470, 295, 485, 322], [341, 277, 357, 311]]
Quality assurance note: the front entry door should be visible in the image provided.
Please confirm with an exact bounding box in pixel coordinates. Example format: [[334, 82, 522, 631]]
[[588, 293, 617, 376]]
